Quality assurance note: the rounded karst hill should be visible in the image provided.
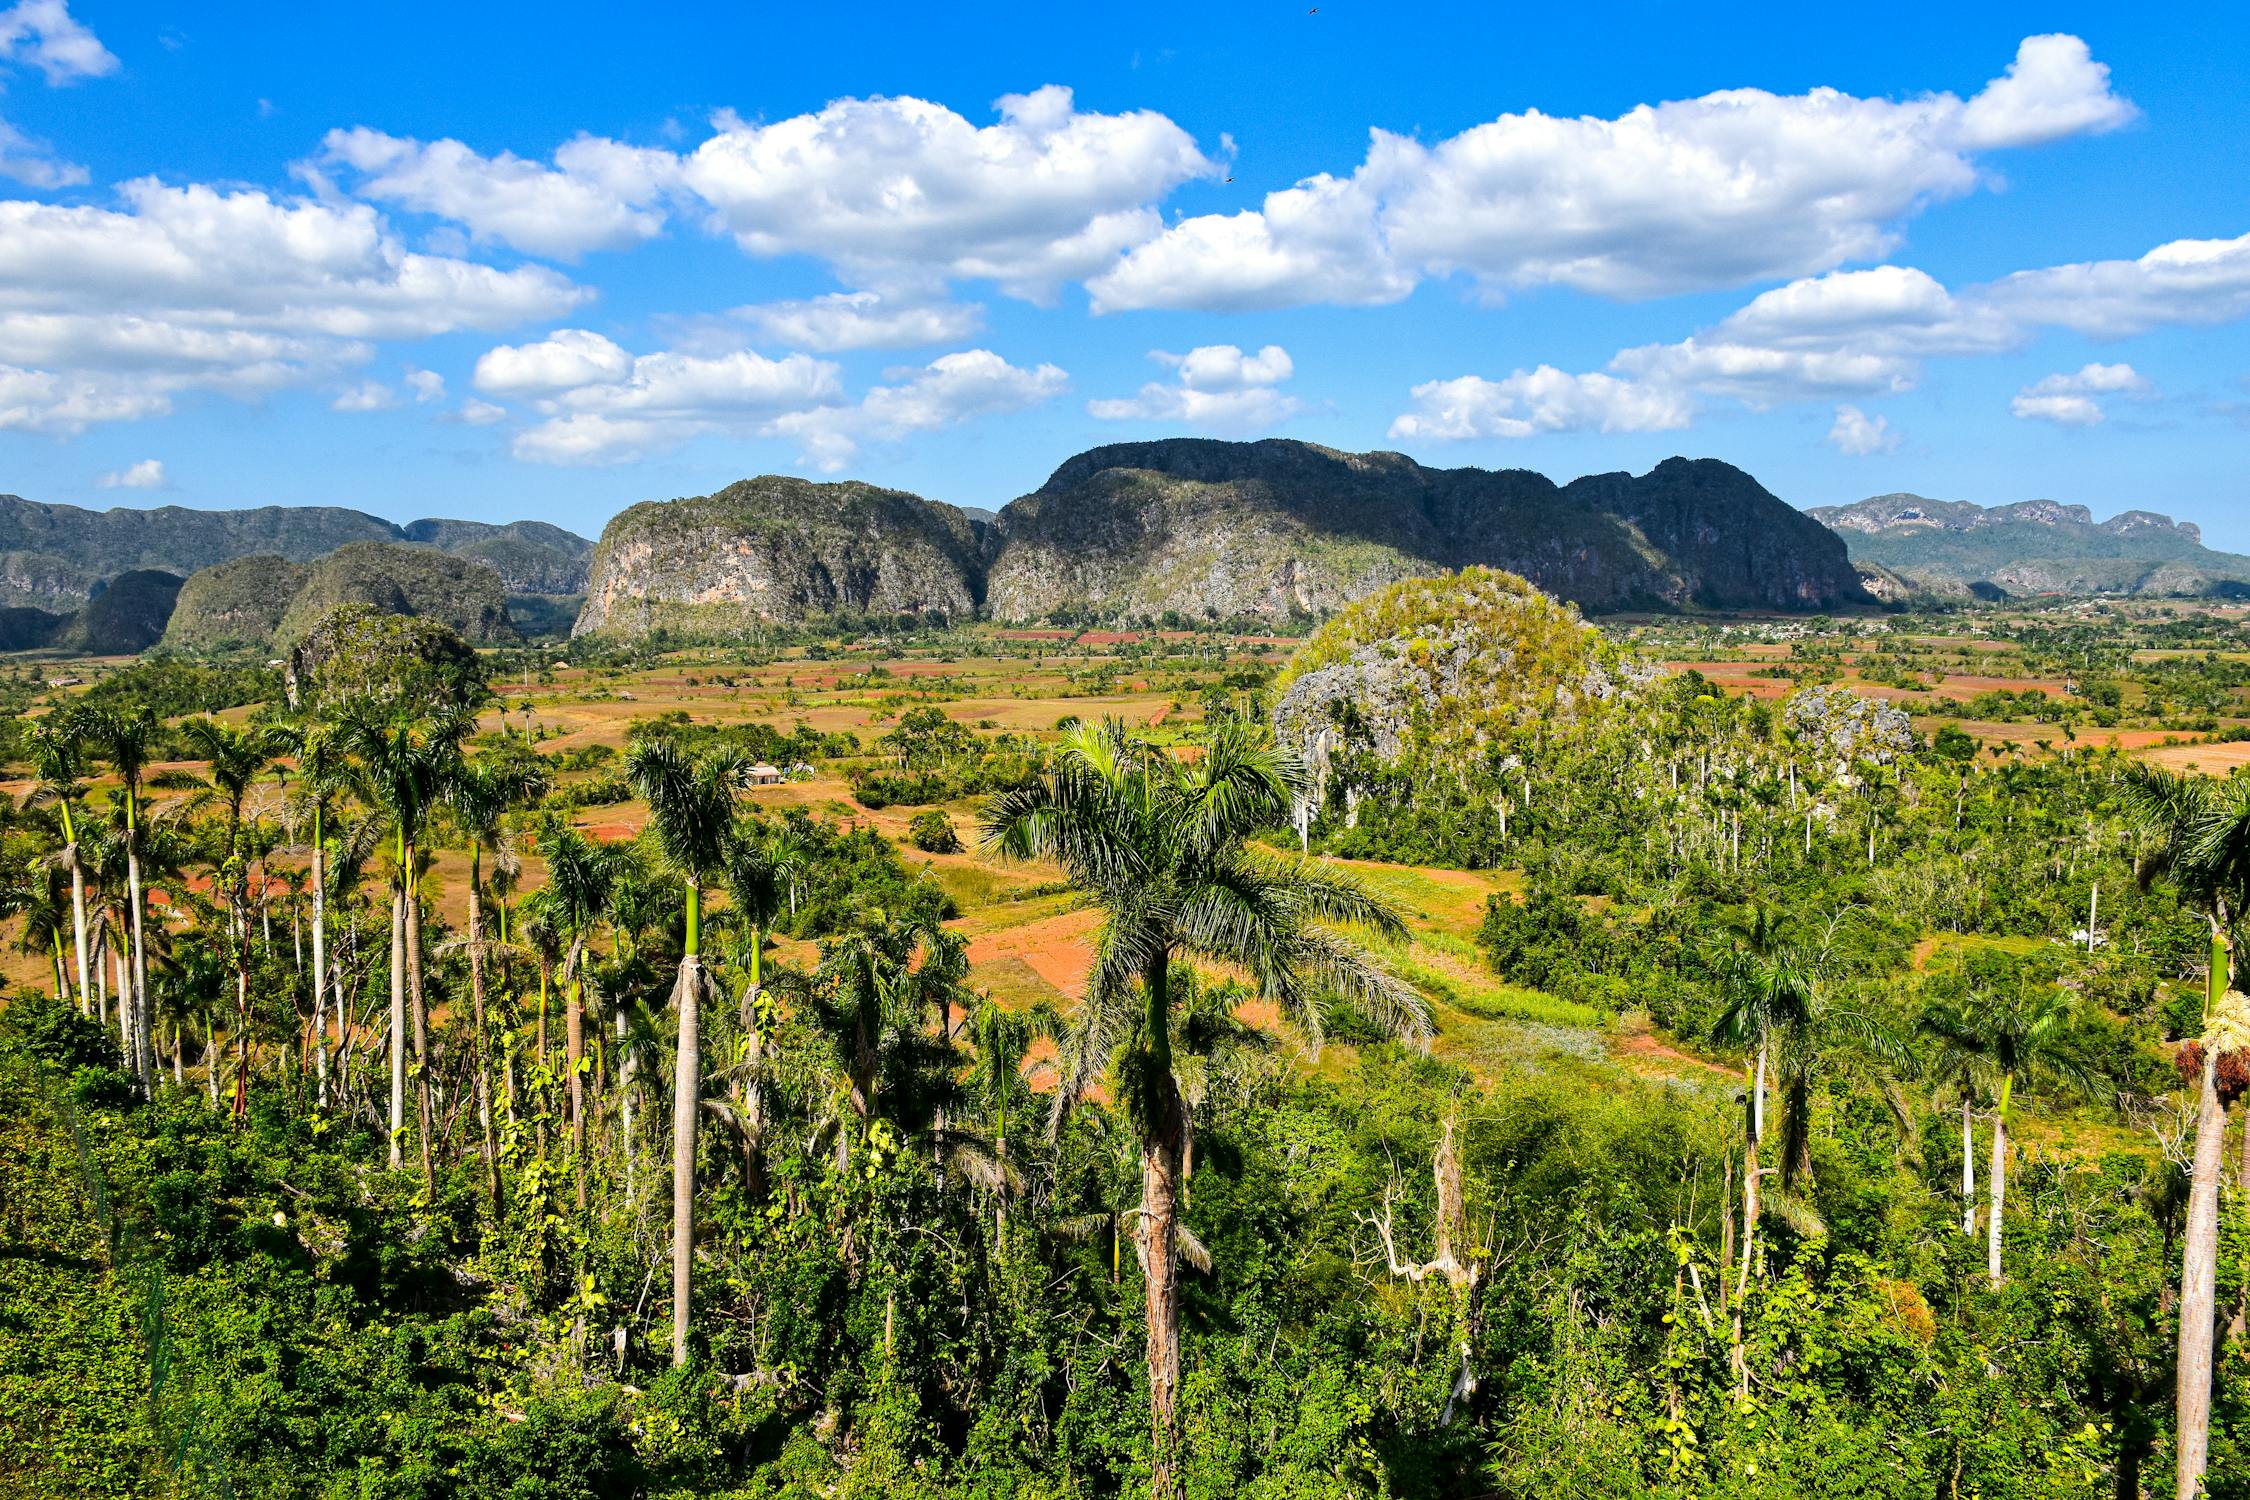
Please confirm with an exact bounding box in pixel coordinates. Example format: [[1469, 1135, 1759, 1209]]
[[50, 568, 186, 655], [1271, 567, 1644, 766], [574, 475, 985, 636], [274, 541, 514, 645], [162, 553, 309, 651]]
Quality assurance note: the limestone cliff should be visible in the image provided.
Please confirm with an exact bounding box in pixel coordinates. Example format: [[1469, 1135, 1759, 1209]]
[[573, 440, 1873, 637], [575, 476, 985, 635]]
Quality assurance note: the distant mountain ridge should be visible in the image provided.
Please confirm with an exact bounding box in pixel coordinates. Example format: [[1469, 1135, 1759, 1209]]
[[578, 439, 1871, 636], [1808, 493, 2250, 597], [0, 494, 593, 611]]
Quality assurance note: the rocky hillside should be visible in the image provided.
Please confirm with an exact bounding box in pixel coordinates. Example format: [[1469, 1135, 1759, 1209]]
[[50, 570, 185, 655], [1808, 493, 2250, 597], [0, 493, 591, 611], [399, 519, 593, 595], [575, 476, 986, 636], [163, 542, 513, 651], [988, 442, 1863, 620], [577, 441, 1867, 635], [159, 555, 308, 650]]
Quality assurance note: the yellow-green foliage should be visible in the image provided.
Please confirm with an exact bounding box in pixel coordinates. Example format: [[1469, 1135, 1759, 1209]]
[[1272, 567, 1612, 757]]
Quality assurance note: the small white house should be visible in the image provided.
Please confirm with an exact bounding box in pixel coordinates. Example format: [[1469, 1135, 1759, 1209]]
[[747, 763, 785, 786]]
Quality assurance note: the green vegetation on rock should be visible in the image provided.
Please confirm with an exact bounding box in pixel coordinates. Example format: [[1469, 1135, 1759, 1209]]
[[576, 439, 1871, 639]]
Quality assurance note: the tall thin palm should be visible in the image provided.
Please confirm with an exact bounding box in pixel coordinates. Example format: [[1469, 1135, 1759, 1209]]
[[276, 721, 354, 1107], [24, 719, 92, 1014], [1919, 985, 2088, 1287], [450, 754, 550, 1210], [182, 718, 279, 1119], [626, 734, 750, 1369], [981, 717, 1425, 1500], [538, 814, 612, 1215], [345, 703, 474, 1194], [84, 706, 162, 1090], [722, 828, 788, 1194], [2123, 762, 2250, 1497], [1709, 906, 1814, 1297]]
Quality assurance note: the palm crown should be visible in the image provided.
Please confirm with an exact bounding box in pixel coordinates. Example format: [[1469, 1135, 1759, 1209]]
[[981, 716, 1427, 1117]]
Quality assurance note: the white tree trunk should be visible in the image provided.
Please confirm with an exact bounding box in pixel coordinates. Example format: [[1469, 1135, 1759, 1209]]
[[388, 889, 406, 1169], [126, 847, 152, 1090], [310, 842, 329, 1106], [670, 956, 701, 1368], [1986, 1112, 2006, 1287], [68, 857, 89, 1014], [2178, 1045, 2227, 1497], [1960, 1099, 1976, 1236]]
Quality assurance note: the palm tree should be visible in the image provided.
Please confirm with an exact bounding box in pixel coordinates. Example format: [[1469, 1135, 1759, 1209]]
[[345, 702, 475, 1194], [536, 814, 613, 1216], [24, 719, 93, 1013], [276, 722, 354, 1108], [6, 855, 73, 1003], [625, 733, 751, 1369], [981, 718, 1426, 1500], [1919, 984, 2088, 1287], [1708, 907, 1813, 1296], [721, 827, 789, 1194], [449, 753, 550, 1210], [2123, 762, 2250, 1498], [181, 718, 279, 1120], [84, 706, 162, 1090]]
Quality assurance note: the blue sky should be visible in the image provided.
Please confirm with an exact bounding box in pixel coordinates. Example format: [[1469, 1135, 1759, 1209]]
[[0, 2, 2245, 545]]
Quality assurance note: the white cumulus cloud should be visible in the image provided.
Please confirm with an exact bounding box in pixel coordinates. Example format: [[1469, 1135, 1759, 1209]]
[[504, 338, 841, 464], [1089, 344, 1300, 432], [0, 116, 85, 188], [1827, 405, 1900, 455], [0, 0, 117, 85], [1444, 229, 2242, 443], [473, 329, 634, 397], [96, 457, 164, 489], [1092, 35, 2132, 311], [316, 128, 680, 260], [0, 2, 117, 190], [332, 380, 398, 412], [767, 349, 1068, 469], [0, 180, 587, 435], [2011, 362, 2149, 425], [732, 293, 984, 352], [682, 86, 1213, 301], [505, 340, 1063, 469], [1389, 367, 1691, 441]]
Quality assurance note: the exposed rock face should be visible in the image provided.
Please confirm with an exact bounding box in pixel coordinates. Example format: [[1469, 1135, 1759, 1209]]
[[575, 441, 1869, 635], [1809, 492, 2250, 596], [986, 443, 1864, 621], [400, 519, 593, 594], [575, 476, 985, 636], [0, 493, 590, 610]]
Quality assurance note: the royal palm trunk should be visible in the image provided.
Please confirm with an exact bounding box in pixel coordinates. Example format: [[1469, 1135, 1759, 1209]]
[[406, 850, 435, 1198], [310, 824, 329, 1107], [1141, 954, 1185, 1500], [2177, 925, 2230, 1497], [389, 887, 406, 1169], [467, 848, 500, 1211], [670, 879, 703, 1369], [1987, 1074, 2012, 1287]]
